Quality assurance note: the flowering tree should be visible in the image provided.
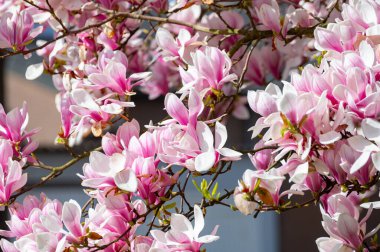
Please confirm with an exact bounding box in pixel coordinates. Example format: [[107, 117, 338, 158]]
[[0, 0, 380, 251]]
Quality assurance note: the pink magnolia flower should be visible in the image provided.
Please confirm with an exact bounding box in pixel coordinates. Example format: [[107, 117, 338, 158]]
[[102, 119, 159, 160], [179, 46, 237, 93], [193, 121, 242, 172], [101, 120, 177, 204], [255, 0, 282, 34], [131, 235, 153, 252], [131, 157, 176, 204], [159, 89, 242, 171], [61, 198, 143, 251], [61, 200, 86, 244], [234, 169, 288, 215], [247, 84, 278, 117], [69, 88, 135, 136], [249, 83, 330, 162], [314, 27, 344, 53], [0, 140, 27, 208], [0, 10, 43, 51], [56, 92, 74, 141], [317, 193, 380, 251], [0, 103, 39, 159], [344, 136, 378, 182], [150, 205, 219, 251], [0, 193, 64, 252], [156, 28, 204, 63], [248, 140, 272, 170], [164, 88, 204, 127], [102, 119, 140, 156], [80, 151, 138, 194], [87, 60, 151, 96], [85, 197, 146, 252], [85, 49, 129, 76]]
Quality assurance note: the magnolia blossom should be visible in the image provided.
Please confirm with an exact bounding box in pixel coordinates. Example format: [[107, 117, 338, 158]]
[[87, 60, 151, 96], [317, 194, 380, 252], [179, 47, 237, 93], [255, 0, 282, 34], [2, 0, 380, 251], [156, 28, 204, 63], [81, 151, 138, 193], [0, 103, 38, 159], [0, 10, 43, 51], [0, 194, 64, 252], [234, 169, 291, 215], [70, 88, 135, 136], [193, 121, 242, 172], [150, 205, 219, 251], [0, 140, 27, 208]]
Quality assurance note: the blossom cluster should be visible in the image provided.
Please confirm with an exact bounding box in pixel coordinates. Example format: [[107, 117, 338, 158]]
[[233, 0, 380, 251], [0, 0, 380, 251]]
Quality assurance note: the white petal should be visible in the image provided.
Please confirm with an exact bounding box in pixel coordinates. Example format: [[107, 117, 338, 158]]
[[36, 232, 57, 252], [114, 169, 138, 192], [315, 237, 344, 252], [347, 135, 379, 152], [359, 40, 374, 67], [170, 213, 193, 233], [40, 215, 61, 233], [215, 121, 227, 149], [289, 162, 309, 184], [109, 153, 126, 174], [100, 103, 123, 114], [313, 158, 330, 176], [89, 151, 111, 175], [196, 122, 214, 152], [367, 24, 380, 36], [319, 131, 341, 145], [218, 148, 242, 159], [277, 87, 297, 114], [361, 202, 380, 209], [196, 235, 220, 244], [193, 205, 204, 239], [362, 118, 380, 141], [25, 63, 44, 80], [337, 214, 359, 241], [129, 72, 152, 81], [150, 230, 167, 244], [350, 151, 371, 174], [71, 89, 99, 111], [195, 152, 216, 172]]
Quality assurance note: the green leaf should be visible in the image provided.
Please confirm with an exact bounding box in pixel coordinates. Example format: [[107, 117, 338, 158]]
[[163, 202, 176, 210], [211, 182, 219, 197], [253, 179, 261, 193], [56, 137, 66, 144], [203, 190, 212, 200], [201, 179, 208, 190], [193, 180, 202, 194]]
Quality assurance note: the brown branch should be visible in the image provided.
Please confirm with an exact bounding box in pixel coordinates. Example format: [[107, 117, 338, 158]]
[[9, 146, 102, 202]]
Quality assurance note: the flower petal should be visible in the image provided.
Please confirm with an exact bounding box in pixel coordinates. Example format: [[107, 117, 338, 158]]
[[195, 151, 216, 172], [114, 169, 138, 192]]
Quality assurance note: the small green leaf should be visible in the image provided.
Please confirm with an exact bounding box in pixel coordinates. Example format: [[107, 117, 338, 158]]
[[193, 180, 202, 194], [253, 179, 261, 193], [56, 137, 66, 144], [203, 190, 212, 200], [211, 182, 219, 197], [163, 202, 176, 210], [201, 179, 208, 190]]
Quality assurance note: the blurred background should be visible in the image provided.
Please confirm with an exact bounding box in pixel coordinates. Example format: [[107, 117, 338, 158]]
[[0, 52, 330, 251]]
